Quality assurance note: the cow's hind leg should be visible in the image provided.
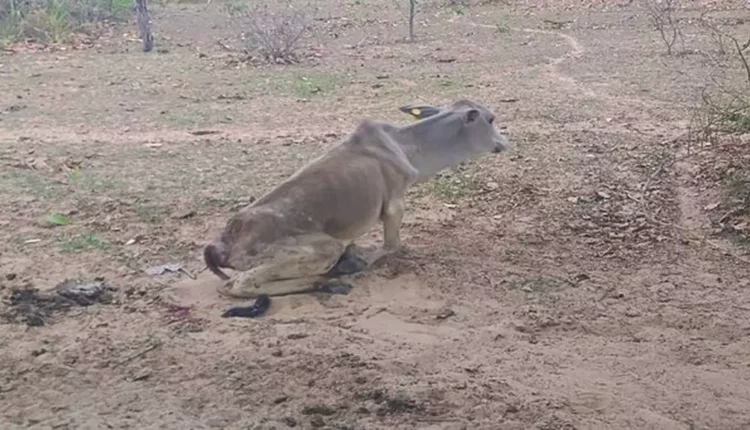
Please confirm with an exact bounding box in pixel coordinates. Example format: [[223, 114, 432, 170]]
[[314, 199, 409, 280], [324, 243, 369, 278], [218, 234, 352, 317]]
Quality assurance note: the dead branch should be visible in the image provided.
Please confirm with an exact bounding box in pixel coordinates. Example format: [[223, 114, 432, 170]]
[[731, 36, 750, 86]]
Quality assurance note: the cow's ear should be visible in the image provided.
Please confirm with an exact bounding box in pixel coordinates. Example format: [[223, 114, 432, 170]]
[[398, 105, 441, 120]]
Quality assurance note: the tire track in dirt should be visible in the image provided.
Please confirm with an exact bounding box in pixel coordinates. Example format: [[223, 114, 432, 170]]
[[448, 18, 594, 98], [450, 17, 682, 111], [517, 27, 593, 97]]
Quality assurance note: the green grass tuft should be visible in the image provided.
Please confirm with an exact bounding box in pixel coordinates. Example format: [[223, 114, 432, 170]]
[[60, 233, 108, 253]]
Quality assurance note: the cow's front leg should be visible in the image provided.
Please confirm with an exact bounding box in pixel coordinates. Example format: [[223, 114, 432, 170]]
[[363, 198, 405, 266]]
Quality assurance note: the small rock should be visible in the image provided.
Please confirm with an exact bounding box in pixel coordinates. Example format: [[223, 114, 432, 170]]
[[281, 417, 297, 427], [572, 273, 590, 283], [271, 350, 283, 357], [171, 210, 196, 220], [26, 313, 45, 327], [131, 368, 152, 381], [26, 157, 50, 171], [695, 272, 722, 288], [310, 416, 325, 427], [704, 202, 720, 211], [287, 333, 308, 340], [5, 273, 16, 281], [624, 308, 641, 317], [435, 308, 455, 320], [650, 282, 675, 294], [31, 348, 47, 357], [301, 404, 336, 416], [274, 395, 289, 404], [485, 181, 499, 191]]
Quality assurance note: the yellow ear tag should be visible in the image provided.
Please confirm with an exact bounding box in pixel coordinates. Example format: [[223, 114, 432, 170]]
[[410, 108, 421, 120]]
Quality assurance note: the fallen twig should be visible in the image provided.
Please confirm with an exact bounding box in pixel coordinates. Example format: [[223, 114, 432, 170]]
[[217, 40, 233, 52], [732, 36, 750, 86], [179, 267, 196, 280], [114, 343, 160, 367], [705, 239, 750, 264]]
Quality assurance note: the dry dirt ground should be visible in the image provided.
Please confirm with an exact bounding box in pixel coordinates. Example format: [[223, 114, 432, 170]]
[[2, 0, 750, 429]]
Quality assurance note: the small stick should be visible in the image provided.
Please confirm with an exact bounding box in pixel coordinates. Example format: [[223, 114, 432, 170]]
[[114, 343, 159, 367], [705, 239, 750, 264], [180, 267, 196, 280]]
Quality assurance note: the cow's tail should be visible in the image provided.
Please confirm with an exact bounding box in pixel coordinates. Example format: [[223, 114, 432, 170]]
[[204, 244, 230, 280]]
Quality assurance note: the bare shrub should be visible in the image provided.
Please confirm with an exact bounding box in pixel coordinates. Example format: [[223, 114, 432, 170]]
[[699, 11, 729, 56], [689, 35, 750, 241], [692, 36, 750, 143], [232, 5, 310, 64], [698, 12, 750, 59], [641, 0, 683, 55]]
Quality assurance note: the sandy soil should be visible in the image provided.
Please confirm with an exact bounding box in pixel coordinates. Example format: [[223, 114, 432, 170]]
[[1, 0, 750, 429]]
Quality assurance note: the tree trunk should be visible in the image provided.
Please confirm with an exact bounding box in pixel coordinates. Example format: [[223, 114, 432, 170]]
[[134, 0, 153, 52], [408, 0, 416, 42]]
